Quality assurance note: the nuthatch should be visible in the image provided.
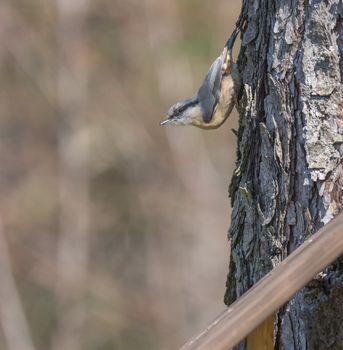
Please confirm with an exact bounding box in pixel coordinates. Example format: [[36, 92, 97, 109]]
[[160, 28, 240, 129]]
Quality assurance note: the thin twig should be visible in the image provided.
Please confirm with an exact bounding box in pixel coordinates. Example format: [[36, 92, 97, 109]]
[[0, 217, 37, 350], [51, 1, 90, 350]]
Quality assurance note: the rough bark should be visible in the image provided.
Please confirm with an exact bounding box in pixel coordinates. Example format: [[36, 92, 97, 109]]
[[225, 0, 343, 349]]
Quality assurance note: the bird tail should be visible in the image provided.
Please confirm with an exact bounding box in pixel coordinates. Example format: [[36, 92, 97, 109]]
[[221, 27, 240, 71], [224, 27, 240, 51]]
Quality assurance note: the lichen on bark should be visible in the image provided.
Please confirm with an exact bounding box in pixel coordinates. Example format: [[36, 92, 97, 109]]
[[225, 0, 343, 348]]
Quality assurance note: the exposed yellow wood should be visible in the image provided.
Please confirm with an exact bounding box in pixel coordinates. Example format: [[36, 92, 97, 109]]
[[247, 314, 274, 350]]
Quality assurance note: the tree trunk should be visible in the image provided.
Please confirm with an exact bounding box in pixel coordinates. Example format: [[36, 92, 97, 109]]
[[225, 0, 343, 349]]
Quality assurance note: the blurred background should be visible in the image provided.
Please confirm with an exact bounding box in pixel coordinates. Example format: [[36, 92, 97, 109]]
[[0, 1, 240, 349]]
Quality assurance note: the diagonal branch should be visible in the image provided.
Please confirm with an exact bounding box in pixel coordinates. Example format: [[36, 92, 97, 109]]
[[180, 212, 343, 350]]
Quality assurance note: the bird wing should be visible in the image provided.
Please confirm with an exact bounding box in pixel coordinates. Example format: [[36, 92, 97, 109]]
[[197, 53, 225, 123], [196, 29, 239, 123]]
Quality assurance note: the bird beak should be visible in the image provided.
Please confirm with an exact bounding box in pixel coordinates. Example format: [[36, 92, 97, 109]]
[[160, 118, 172, 126]]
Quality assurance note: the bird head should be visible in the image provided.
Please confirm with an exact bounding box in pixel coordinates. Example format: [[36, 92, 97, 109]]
[[160, 97, 201, 126]]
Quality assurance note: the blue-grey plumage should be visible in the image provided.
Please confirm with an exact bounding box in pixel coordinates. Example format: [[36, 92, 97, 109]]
[[197, 56, 223, 123], [160, 28, 240, 129]]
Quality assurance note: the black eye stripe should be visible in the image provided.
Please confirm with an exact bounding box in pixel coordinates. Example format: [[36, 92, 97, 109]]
[[172, 99, 198, 117]]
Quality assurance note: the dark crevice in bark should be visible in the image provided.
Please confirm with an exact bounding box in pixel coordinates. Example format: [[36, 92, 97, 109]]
[[226, 0, 343, 348]]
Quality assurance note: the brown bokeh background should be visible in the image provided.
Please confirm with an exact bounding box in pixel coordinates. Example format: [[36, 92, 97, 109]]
[[0, 1, 240, 349]]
